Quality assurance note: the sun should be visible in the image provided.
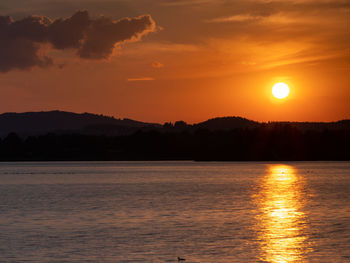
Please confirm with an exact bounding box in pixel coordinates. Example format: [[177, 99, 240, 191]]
[[272, 82, 290, 99]]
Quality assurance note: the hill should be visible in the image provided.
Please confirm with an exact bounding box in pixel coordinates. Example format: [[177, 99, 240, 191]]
[[0, 110, 160, 137], [0, 111, 349, 138], [0, 111, 349, 161], [194, 117, 260, 131], [266, 120, 350, 131]]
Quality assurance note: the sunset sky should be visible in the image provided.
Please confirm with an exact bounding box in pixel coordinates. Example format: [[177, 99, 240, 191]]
[[1, 0, 349, 123]]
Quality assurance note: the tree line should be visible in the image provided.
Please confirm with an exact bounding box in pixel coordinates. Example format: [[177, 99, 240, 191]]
[[0, 124, 349, 161]]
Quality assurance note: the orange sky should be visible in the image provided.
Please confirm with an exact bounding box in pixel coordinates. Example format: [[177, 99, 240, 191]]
[[0, 0, 349, 123]]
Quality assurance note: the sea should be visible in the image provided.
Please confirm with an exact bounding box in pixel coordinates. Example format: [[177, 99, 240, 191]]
[[0, 161, 349, 262]]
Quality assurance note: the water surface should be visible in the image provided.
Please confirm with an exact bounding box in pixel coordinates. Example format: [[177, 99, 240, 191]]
[[0, 162, 349, 262]]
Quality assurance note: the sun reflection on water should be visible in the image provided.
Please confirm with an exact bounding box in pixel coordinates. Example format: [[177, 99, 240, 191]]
[[254, 165, 311, 263]]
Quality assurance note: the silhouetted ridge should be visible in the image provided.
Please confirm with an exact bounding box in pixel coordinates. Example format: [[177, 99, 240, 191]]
[[195, 117, 259, 131], [335, 119, 350, 129], [0, 110, 159, 137], [0, 110, 349, 138], [0, 111, 349, 161], [266, 120, 350, 131]]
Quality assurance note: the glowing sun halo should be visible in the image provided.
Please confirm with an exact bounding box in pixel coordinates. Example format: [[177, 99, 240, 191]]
[[272, 82, 290, 99]]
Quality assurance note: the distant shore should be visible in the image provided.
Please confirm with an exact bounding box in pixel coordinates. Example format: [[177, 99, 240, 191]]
[[1, 124, 349, 161]]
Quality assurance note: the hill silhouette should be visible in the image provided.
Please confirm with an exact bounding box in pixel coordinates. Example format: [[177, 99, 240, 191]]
[[0, 110, 160, 137], [0, 111, 349, 161], [194, 117, 260, 131], [1, 111, 349, 137]]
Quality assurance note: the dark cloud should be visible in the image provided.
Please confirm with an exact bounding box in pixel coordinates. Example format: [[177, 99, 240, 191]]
[[48, 11, 90, 50], [79, 14, 156, 59], [0, 11, 156, 72], [0, 38, 53, 72]]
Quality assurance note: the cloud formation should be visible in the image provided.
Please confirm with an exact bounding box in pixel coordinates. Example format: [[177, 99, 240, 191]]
[[0, 11, 156, 72], [205, 0, 350, 25]]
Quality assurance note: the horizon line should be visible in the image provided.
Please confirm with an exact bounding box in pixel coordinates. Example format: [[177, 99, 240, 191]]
[[0, 109, 349, 125]]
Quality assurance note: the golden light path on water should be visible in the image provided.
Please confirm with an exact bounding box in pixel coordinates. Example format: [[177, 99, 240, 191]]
[[254, 165, 311, 263]]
